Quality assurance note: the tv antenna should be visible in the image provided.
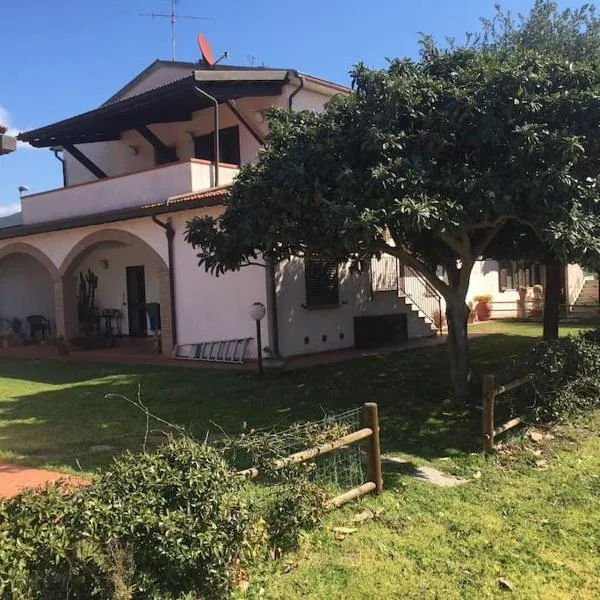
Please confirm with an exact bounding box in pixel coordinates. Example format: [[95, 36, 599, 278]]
[[141, 0, 209, 61]]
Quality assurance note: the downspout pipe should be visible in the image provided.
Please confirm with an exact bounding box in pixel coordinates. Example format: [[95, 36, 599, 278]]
[[288, 71, 305, 111], [50, 146, 67, 187], [152, 215, 177, 347], [193, 86, 220, 186], [264, 72, 305, 359]]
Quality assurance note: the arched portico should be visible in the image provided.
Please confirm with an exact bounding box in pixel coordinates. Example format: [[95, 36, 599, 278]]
[[58, 229, 173, 355], [0, 243, 60, 340]]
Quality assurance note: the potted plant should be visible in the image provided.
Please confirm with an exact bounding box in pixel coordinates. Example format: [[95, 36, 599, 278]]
[[531, 284, 544, 317], [4, 318, 25, 346], [473, 294, 493, 321], [56, 335, 70, 355]]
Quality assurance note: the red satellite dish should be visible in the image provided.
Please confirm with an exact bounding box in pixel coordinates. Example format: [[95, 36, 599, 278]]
[[197, 33, 215, 66]]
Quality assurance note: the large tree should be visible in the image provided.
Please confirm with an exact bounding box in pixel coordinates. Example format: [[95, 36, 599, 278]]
[[478, 1, 600, 339], [186, 41, 600, 402]]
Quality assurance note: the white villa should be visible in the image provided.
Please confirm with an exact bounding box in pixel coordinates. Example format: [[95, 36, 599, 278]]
[[0, 54, 592, 361]]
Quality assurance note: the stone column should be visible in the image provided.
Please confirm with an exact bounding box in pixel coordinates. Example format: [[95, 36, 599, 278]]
[[54, 276, 78, 341]]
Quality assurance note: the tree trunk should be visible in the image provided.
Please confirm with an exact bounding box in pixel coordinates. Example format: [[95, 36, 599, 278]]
[[445, 296, 471, 403], [543, 259, 562, 340]]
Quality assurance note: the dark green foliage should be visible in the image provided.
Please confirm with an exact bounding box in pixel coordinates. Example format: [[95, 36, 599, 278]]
[[264, 479, 327, 552], [0, 439, 251, 599], [0, 431, 336, 599], [502, 330, 600, 422]]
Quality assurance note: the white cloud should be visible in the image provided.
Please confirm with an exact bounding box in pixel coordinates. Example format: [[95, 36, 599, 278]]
[[0, 106, 38, 150], [0, 203, 21, 217]]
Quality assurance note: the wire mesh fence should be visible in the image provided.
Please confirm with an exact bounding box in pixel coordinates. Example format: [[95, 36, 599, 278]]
[[245, 407, 366, 494]]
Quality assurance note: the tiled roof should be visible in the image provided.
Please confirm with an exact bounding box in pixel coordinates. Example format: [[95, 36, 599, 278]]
[[166, 185, 231, 205]]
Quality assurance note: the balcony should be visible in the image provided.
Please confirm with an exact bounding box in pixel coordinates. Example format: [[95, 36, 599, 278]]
[[21, 159, 238, 225]]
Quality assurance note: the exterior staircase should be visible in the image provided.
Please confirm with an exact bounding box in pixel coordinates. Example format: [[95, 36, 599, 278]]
[[569, 279, 599, 320], [371, 256, 442, 336]]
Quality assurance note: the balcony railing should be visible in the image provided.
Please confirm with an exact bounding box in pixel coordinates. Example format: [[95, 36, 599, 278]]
[[21, 159, 238, 225]]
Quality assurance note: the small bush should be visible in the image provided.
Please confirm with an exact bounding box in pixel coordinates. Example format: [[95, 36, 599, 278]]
[[0, 439, 252, 600], [0, 428, 335, 599], [502, 331, 600, 423]]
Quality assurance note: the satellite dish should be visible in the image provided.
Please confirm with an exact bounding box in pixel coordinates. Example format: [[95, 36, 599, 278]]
[[197, 33, 215, 66]]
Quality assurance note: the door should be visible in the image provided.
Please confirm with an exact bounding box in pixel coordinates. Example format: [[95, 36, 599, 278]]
[[353, 314, 408, 350], [126, 266, 147, 336]]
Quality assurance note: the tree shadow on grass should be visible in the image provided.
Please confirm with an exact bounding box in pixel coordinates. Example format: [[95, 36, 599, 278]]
[[0, 334, 538, 472]]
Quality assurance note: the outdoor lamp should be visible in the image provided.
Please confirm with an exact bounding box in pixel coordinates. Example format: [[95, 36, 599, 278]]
[[249, 302, 266, 377]]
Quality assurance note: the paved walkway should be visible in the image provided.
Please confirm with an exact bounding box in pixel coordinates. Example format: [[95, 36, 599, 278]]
[[0, 464, 88, 498]]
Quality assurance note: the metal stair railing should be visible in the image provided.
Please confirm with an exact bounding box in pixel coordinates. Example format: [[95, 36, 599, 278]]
[[398, 263, 443, 333]]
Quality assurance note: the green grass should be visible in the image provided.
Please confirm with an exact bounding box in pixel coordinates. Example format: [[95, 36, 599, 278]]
[[0, 319, 598, 598], [261, 413, 600, 599], [0, 320, 594, 472]]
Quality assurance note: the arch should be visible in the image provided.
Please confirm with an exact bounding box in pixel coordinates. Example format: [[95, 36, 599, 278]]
[[58, 228, 173, 355], [0, 242, 60, 282], [59, 228, 167, 276]]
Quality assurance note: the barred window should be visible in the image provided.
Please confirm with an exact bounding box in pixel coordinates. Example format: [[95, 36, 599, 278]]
[[305, 257, 339, 307]]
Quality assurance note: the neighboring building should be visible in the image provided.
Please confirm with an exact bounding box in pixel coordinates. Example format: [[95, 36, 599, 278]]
[[0, 124, 17, 155], [0, 58, 436, 360]]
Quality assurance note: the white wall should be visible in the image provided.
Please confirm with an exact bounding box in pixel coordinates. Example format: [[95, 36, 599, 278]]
[[75, 244, 161, 335], [0, 254, 55, 333], [276, 257, 433, 357], [23, 160, 238, 225], [169, 209, 268, 358]]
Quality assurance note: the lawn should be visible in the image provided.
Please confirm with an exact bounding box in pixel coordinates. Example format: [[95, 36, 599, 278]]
[[0, 320, 593, 472], [0, 320, 598, 598]]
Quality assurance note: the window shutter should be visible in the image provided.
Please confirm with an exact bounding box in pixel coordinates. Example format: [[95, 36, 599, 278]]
[[305, 258, 339, 307]]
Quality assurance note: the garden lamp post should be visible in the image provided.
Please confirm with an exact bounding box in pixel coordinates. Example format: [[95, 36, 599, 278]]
[[249, 301, 266, 377]]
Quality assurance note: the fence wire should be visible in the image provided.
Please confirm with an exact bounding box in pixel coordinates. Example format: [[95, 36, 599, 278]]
[[249, 407, 365, 494]]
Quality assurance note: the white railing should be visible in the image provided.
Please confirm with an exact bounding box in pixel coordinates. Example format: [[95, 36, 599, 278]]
[[371, 255, 443, 330]]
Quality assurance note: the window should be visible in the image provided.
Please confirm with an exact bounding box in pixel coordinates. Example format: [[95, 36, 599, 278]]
[[154, 145, 177, 166], [499, 261, 543, 291], [305, 257, 339, 307], [194, 126, 241, 165]]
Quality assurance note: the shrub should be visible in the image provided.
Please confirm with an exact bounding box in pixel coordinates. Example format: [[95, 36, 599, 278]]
[[502, 331, 600, 423], [0, 429, 334, 599], [0, 438, 252, 600]]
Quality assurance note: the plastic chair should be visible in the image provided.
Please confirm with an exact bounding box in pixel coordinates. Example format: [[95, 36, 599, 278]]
[[26, 315, 51, 341]]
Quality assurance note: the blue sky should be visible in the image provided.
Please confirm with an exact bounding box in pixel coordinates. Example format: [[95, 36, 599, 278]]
[[0, 0, 583, 215]]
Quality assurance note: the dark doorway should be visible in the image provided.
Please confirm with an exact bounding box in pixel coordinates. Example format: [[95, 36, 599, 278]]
[[194, 126, 241, 165], [126, 265, 147, 336]]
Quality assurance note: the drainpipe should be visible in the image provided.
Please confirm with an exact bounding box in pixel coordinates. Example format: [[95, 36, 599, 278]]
[[288, 71, 305, 111], [50, 146, 67, 187], [151, 215, 177, 347], [193, 86, 220, 186], [262, 72, 305, 359]]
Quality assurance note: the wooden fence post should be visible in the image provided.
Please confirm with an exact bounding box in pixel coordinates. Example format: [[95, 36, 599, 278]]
[[363, 402, 383, 495], [482, 374, 496, 455]]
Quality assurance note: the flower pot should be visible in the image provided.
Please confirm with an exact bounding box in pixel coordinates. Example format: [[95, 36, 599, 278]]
[[475, 301, 492, 321]]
